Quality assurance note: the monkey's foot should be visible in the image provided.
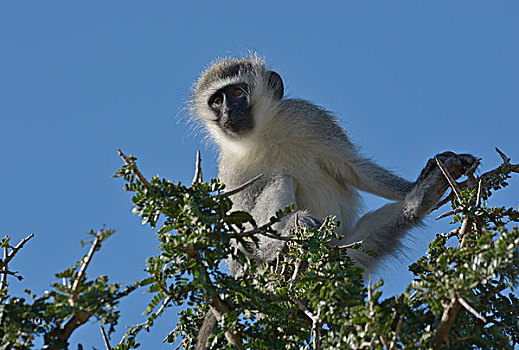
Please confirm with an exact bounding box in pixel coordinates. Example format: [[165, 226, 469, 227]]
[[417, 151, 477, 190], [405, 152, 477, 218]]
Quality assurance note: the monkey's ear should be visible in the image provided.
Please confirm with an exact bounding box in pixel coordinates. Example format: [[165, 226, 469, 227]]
[[267, 71, 284, 100]]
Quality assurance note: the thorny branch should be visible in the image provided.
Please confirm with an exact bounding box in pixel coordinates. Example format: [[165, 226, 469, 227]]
[[433, 160, 467, 349], [71, 230, 104, 304], [431, 147, 519, 213], [231, 218, 307, 245], [118, 149, 152, 189], [119, 150, 246, 348], [47, 230, 110, 349], [430, 150, 515, 348], [0, 233, 35, 289], [435, 156, 462, 199]]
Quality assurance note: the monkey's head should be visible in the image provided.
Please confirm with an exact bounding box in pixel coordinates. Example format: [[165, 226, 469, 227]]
[[191, 56, 284, 147]]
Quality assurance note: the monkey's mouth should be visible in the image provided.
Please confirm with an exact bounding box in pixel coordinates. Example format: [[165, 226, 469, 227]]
[[219, 114, 253, 136]]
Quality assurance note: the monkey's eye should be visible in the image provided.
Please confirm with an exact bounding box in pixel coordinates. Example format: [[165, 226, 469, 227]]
[[211, 95, 223, 106], [232, 87, 245, 97]]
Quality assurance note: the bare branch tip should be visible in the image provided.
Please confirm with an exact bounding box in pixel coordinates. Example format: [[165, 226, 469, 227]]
[[495, 147, 510, 163], [192, 150, 203, 184]]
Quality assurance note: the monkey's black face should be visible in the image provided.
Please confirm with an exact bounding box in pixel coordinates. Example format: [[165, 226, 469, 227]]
[[208, 83, 253, 136]]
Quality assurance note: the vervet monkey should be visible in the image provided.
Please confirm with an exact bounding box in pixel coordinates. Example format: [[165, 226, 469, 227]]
[[190, 55, 475, 348]]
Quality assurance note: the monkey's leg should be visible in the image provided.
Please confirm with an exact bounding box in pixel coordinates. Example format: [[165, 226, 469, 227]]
[[250, 174, 320, 264], [338, 152, 476, 269]]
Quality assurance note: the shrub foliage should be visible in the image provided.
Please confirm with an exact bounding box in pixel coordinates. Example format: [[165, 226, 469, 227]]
[[0, 149, 518, 349]]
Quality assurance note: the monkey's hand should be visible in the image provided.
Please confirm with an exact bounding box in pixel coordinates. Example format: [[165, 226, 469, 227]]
[[255, 210, 321, 264], [404, 152, 477, 219]]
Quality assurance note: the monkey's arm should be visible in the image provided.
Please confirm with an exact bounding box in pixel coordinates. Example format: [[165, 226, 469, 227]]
[[335, 152, 476, 269], [348, 157, 415, 201], [319, 143, 414, 201]]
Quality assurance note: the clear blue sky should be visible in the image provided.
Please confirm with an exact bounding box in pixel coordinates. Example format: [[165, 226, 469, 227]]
[[1, 2, 518, 348]]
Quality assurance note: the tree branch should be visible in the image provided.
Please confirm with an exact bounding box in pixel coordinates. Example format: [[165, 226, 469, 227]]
[[100, 324, 112, 350], [70, 230, 103, 304], [367, 276, 389, 348], [62, 310, 93, 342], [435, 156, 461, 199], [433, 298, 461, 349], [431, 150, 517, 213], [219, 174, 263, 197], [457, 296, 487, 323], [336, 240, 364, 250], [0, 233, 35, 289], [389, 314, 404, 350], [209, 296, 245, 350], [118, 149, 151, 189], [292, 298, 321, 350], [436, 208, 462, 220]]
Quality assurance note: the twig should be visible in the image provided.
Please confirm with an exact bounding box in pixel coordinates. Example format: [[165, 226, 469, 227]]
[[465, 158, 481, 179], [429, 192, 455, 213], [118, 149, 151, 189], [0, 233, 35, 289], [457, 296, 487, 323], [71, 230, 103, 304], [100, 324, 112, 350], [156, 296, 173, 316], [436, 208, 462, 220], [0, 233, 35, 270], [1, 245, 7, 289], [192, 150, 203, 184], [495, 147, 510, 163], [231, 219, 307, 245], [431, 150, 518, 213], [314, 306, 322, 350], [367, 276, 390, 348], [459, 149, 519, 189], [230, 219, 277, 238], [444, 228, 460, 240], [435, 156, 461, 199], [219, 174, 264, 197], [128, 296, 174, 337], [336, 240, 363, 250], [155, 275, 172, 298], [476, 178, 483, 208], [389, 314, 404, 350]]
